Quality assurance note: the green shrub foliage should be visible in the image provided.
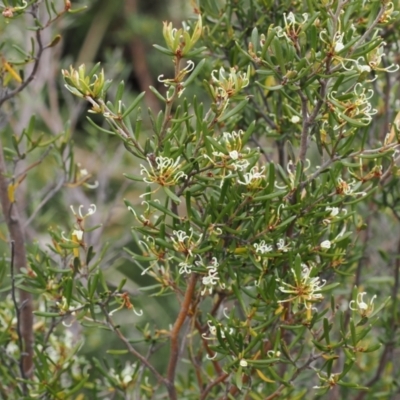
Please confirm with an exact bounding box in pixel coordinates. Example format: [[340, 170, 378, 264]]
[[1, 0, 400, 398]]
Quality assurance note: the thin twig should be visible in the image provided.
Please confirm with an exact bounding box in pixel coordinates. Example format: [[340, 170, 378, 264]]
[[100, 304, 167, 386], [24, 174, 66, 227], [10, 241, 27, 394], [0, 6, 44, 108], [350, 6, 386, 56], [298, 80, 328, 164], [200, 373, 229, 400]]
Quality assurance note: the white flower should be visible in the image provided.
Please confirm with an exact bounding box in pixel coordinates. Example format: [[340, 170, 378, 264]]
[[238, 166, 265, 189], [121, 363, 135, 384], [202, 268, 220, 294], [357, 63, 371, 73], [178, 262, 192, 275], [211, 66, 250, 98], [72, 229, 83, 241], [334, 41, 344, 53], [202, 320, 233, 340], [172, 230, 189, 242], [267, 350, 281, 358], [332, 30, 345, 53], [349, 292, 377, 317], [313, 373, 339, 390], [326, 207, 340, 217], [336, 177, 367, 197], [229, 150, 239, 160], [232, 159, 250, 171], [277, 238, 290, 252], [291, 115, 300, 124], [277, 263, 326, 309], [140, 155, 187, 187], [70, 204, 97, 219], [320, 240, 331, 250], [201, 258, 225, 295], [239, 359, 248, 367], [6, 342, 19, 356], [171, 228, 202, 257], [254, 240, 273, 254]]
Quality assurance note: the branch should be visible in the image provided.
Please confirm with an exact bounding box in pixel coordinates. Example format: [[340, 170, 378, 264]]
[[24, 174, 66, 227], [100, 304, 167, 386], [0, 7, 44, 108], [0, 142, 34, 378], [166, 273, 198, 400], [200, 373, 229, 400], [10, 241, 28, 394], [298, 80, 328, 164]]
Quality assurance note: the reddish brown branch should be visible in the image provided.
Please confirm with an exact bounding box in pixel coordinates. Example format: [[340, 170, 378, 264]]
[[166, 273, 198, 399], [200, 373, 229, 400]]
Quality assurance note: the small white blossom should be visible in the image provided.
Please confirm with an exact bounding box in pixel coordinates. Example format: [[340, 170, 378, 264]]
[[140, 155, 187, 188], [72, 229, 83, 241], [277, 238, 290, 252], [171, 228, 202, 257], [121, 363, 135, 384], [277, 263, 326, 309], [238, 166, 265, 189], [336, 177, 367, 197], [320, 240, 331, 250], [202, 320, 234, 340], [109, 363, 136, 387], [326, 207, 340, 217], [201, 258, 225, 295], [178, 262, 192, 275], [291, 115, 300, 124], [313, 373, 339, 390], [70, 204, 97, 219], [267, 350, 281, 358], [6, 342, 19, 356], [239, 359, 248, 367], [254, 240, 273, 254], [349, 292, 377, 317]]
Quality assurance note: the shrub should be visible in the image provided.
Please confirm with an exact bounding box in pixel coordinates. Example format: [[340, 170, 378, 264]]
[[1, 0, 400, 398]]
